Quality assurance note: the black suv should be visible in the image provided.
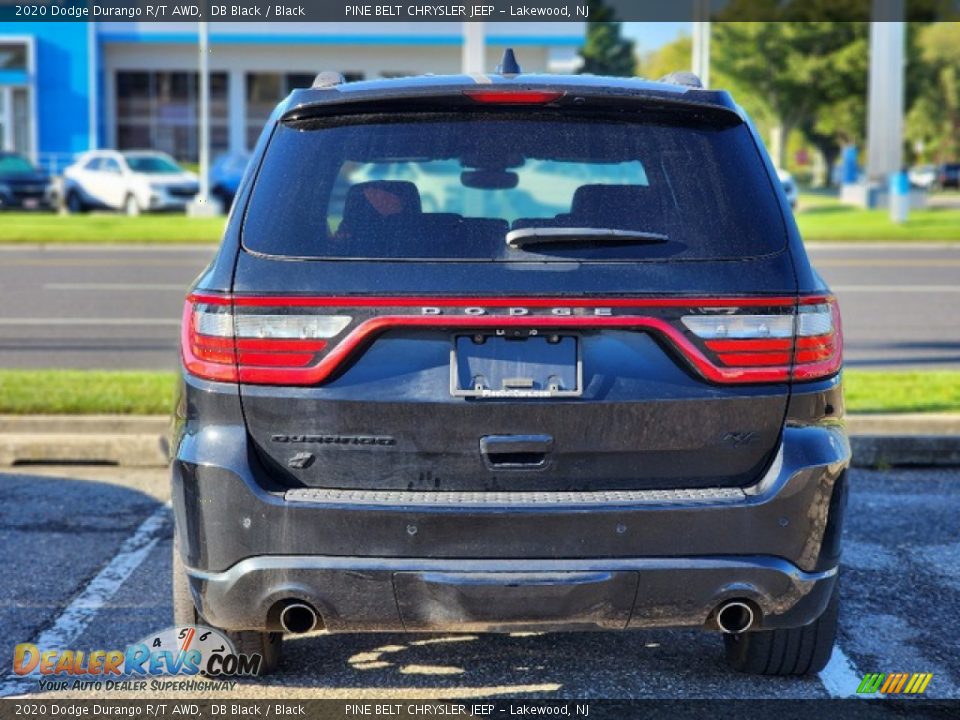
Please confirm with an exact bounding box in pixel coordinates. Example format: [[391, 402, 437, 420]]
[[173, 60, 849, 677]]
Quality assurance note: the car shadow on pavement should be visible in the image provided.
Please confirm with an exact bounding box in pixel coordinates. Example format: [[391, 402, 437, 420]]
[[243, 626, 826, 699]]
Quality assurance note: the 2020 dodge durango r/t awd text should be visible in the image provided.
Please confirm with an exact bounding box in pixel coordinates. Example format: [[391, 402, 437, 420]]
[[172, 64, 849, 677]]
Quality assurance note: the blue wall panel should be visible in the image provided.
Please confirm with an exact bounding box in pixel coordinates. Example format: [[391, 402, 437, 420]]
[[0, 22, 92, 157]]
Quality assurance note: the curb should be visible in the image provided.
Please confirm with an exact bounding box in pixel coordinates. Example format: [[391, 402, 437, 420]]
[[0, 415, 959, 470], [0, 415, 170, 468], [850, 436, 960, 468], [0, 433, 169, 467]]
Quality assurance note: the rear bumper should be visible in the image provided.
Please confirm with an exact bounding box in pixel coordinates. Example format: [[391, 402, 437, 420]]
[[173, 414, 849, 633], [191, 554, 836, 634]]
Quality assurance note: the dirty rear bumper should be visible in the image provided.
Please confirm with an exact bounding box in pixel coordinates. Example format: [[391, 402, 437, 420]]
[[190, 554, 836, 634], [172, 414, 849, 633]]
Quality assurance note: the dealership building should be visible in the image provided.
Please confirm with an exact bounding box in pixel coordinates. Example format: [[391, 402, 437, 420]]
[[0, 22, 584, 171]]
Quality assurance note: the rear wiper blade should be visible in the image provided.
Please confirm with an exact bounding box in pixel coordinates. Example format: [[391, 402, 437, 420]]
[[505, 227, 669, 250]]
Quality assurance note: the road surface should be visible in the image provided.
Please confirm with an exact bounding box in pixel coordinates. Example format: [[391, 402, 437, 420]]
[[0, 243, 957, 370], [0, 465, 956, 699]]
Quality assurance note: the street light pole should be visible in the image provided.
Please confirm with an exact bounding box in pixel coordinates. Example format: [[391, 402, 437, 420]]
[[865, 9, 905, 183], [462, 22, 486, 74], [198, 20, 210, 205], [691, 0, 710, 88]]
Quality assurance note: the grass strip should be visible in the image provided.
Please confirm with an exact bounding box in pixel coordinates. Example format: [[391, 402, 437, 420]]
[[0, 369, 958, 415]]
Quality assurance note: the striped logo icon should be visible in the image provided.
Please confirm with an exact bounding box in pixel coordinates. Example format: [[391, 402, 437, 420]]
[[857, 672, 933, 694]]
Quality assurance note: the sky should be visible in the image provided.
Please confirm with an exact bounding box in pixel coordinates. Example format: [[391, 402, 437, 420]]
[[622, 22, 690, 53]]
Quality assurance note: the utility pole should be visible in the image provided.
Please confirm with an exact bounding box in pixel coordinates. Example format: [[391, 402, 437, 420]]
[[462, 22, 486, 74]]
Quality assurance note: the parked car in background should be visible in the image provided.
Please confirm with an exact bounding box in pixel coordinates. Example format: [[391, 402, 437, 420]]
[[776, 169, 798, 209], [210, 151, 251, 212], [0, 152, 55, 210], [936, 162, 960, 189], [62, 150, 199, 215], [908, 164, 937, 189]]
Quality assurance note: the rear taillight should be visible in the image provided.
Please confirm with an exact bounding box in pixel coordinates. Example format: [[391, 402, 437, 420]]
[[681, 296, 842, 382], [182, 294, 352, 383], [181, 293, 841, 386]]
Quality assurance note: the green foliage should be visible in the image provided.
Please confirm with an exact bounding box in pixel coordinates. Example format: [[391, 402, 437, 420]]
[[713, 22, 869, 169], [578, 0, 636, 77], [906, 22, 960, 162], [637, 35, 692, 82]]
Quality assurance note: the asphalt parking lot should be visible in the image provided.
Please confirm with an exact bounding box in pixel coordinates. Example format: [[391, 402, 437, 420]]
[[0, 465, 957, 700]]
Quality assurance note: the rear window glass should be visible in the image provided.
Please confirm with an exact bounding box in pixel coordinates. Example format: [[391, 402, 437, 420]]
[[243, 113, 786, 261]]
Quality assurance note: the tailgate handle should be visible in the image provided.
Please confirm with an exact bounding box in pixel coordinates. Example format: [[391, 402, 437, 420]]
[[480, 434, 553, 468]]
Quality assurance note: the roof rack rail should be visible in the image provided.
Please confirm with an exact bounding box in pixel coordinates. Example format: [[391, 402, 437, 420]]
[[658, 71, 703, 89], [312, 71, 345, 89]]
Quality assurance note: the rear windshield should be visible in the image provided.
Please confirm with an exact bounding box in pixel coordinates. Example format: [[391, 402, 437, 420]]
[[243, 112, 786, 261]]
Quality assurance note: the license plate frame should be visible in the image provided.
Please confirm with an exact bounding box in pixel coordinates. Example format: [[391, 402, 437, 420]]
[[450, 332, 582, 398]]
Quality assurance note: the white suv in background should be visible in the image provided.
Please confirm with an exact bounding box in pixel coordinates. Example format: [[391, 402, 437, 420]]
[[63, 150, 199, 215]]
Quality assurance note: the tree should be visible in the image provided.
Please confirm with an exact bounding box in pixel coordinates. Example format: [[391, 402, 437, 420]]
[[636, 35, 692, 81], [906, 22, 960, 162], [578, 0, 636, 77], [636, 33, 770, 135], [713, 22, 869, 170]]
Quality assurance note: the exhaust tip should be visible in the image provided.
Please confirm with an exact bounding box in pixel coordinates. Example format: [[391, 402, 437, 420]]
[[716, 601, 756, 634], [279, 602, 318, 634]]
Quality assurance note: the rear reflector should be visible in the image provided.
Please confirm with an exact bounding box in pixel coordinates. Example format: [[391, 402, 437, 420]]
[[181, 293, 841, 386]]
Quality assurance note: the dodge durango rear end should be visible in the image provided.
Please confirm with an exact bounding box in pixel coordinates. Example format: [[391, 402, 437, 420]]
[[171, 60, 849, 677]]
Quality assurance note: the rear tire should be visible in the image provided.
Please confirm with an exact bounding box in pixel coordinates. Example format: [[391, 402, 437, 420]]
[[723, 579, 839, 675], [172, 532, 283, 676]]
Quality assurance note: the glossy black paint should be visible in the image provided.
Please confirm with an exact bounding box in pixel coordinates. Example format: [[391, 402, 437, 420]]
[[173, 72, 850, 635]]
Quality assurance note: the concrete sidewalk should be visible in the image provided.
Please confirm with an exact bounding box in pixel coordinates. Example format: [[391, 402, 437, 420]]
[[1, 414, 959, 468]]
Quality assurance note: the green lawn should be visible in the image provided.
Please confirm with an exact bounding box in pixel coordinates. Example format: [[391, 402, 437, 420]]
[[1, 189, 958, 244], [0, 369, 957, 415], [0, 213, 224, 244], [843, 370, 960, 414], [0, 370, 177, 414], [796, 193, 960, 241]]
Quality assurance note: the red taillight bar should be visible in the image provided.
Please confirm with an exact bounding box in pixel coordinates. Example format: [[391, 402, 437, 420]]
[[181, 293, 842, 386]]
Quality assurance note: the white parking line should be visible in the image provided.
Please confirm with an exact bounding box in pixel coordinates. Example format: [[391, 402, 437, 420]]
[[819, 645, 868, 699], [0, 504, 171, 698]]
